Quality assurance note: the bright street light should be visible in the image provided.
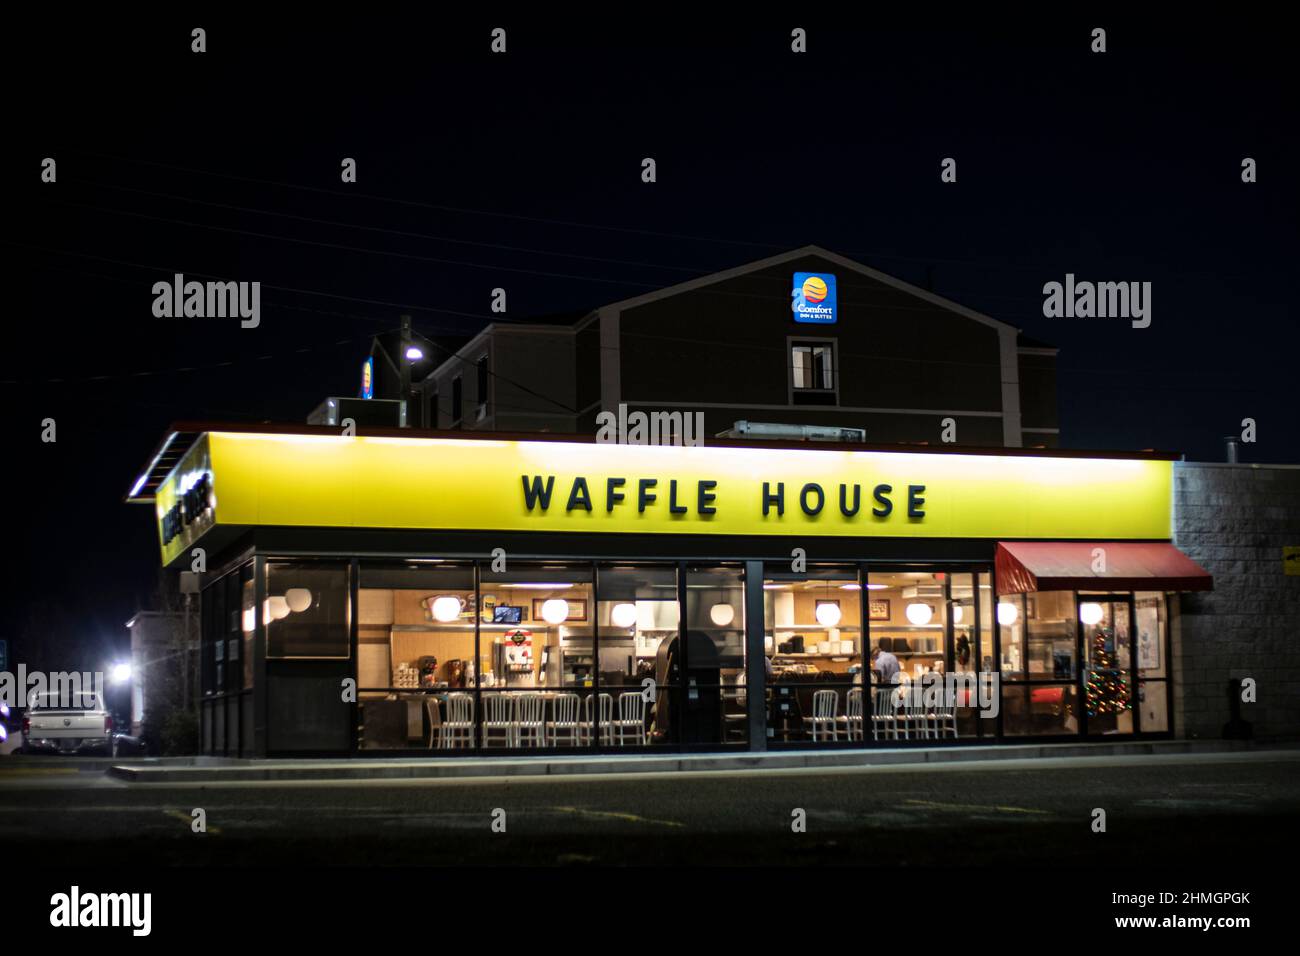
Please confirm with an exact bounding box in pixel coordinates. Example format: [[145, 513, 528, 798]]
[[110, 662, 132, 684]]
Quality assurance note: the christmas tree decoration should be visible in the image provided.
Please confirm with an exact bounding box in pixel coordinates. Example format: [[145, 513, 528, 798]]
[[1086, 625, 1131, 717]]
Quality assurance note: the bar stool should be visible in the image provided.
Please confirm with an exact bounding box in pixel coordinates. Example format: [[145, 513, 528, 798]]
[[613, 691, 647, 746], [837, 687, 864, 742], [513, 692, 545, 747], [581, 693, 614, 745], [483, 693, 513, 747], [547, 692, 582, 747], [803, 689, 840, 742], [872, 685, 900, 741], [439, 693, 474, 749]]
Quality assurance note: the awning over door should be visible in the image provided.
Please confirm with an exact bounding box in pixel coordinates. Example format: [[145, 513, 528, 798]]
[[995, 541, 1213, 595]]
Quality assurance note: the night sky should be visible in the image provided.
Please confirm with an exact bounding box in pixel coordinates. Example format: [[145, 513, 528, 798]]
[[6, 12, 1296, 669]]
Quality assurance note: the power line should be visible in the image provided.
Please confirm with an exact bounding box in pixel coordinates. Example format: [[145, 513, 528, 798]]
[[66, 178, 713, 277], [70, 150, 790, 251], [50, 200, 671, 288]]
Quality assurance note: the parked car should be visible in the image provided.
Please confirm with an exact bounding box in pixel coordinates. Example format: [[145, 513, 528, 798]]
[[21, 691, 114, 756]]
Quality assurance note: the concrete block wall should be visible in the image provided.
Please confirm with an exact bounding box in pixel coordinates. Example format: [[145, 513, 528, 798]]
[[1172, 462, 1300, 740]]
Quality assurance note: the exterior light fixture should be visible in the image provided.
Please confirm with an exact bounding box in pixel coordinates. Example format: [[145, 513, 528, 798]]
[[610, 603, 638, 628], [431, 596, 462, 623], [815, 602, 842, 626], [285, 588, 313, 613], [709, 603, 735, 627], [905, 602, 933, 626], [541, 598, 570, 625], [997, 602, 1019, 627], [1079, 602, 1104, 626], [405, 346, 424, 361], [110, 662, 132, 684]]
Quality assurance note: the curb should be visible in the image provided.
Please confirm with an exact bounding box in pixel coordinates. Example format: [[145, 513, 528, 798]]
[[103, 739, 1276, 784]]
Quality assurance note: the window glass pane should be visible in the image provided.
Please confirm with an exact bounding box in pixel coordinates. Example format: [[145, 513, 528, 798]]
[[357, 562, 473, 750], [1026, 591, 1076, 679], [265, 562, 350, 659], [479, 562, 593, 690], [815, 345, 833, 388], [1135, 592, 1166, 678], [597, 564, 679, 748], [1001, 683, 1079, 736], [1082, 598, 1134, 733], [997, 594, 1026, 679], [766, 566, 861, 745], [792, 343, 834, 390], [792, 346, 810, 389], [678, 565, 746, 746]]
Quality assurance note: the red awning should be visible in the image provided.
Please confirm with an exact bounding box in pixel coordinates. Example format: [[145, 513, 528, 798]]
[[995, 541, 1212, 595]]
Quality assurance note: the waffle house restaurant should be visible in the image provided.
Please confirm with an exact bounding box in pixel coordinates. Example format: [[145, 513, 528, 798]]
[[130, 425, 1212, 757]]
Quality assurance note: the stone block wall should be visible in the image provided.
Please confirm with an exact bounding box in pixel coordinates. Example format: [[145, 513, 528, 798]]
[[1172, 462, 1300, 740]]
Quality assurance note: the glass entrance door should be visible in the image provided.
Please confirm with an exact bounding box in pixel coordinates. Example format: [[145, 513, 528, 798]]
[[1078, 595, 1136, 736]]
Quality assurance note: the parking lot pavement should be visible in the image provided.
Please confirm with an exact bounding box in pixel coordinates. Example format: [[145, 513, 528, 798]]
[[2, 749, 1297, 866]]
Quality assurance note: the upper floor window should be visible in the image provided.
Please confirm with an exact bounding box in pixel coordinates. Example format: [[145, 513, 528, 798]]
[[791, 340, 836, 405]]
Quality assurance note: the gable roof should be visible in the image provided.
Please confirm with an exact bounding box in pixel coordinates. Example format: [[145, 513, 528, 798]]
[[597, 244, 1021, 334]]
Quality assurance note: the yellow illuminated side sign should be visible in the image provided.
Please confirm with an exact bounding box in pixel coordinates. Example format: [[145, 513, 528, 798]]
[[153, 432, 1173, 562]]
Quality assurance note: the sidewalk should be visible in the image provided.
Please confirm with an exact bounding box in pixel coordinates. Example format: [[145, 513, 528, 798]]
[[102, 738, 1276, 784]]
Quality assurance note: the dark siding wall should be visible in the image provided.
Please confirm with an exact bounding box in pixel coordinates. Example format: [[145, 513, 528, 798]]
[[618, 255, 1005, 423], [575, 320, 600, 417], [1018, 352, 1059, 430]]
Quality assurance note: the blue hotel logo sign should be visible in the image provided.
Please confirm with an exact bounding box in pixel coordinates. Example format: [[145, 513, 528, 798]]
[[791, 272, 837, 324]]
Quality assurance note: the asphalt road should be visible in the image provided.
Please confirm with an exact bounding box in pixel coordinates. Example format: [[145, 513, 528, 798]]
[[2, 751, 1297, 866]]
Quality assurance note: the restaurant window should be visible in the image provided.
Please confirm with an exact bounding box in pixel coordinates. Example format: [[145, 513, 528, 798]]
[[475, 354, 489, 419], [1000, 590, 1079, 737], [597, 564, 680, 748], [765, 566, 861, 746], [790, 340, 836, 405], [479, 562, 597, 749], [1026, 592, 1077, 682], [681, 565, 747, 746], [864, 569, 979, 742], [356, 562, 475, 751], [264, 562, 350, 659], [451, 375, 463, 426]]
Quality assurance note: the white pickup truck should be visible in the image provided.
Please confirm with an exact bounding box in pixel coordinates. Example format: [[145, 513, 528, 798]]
[[22, 691, 114, 756]]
